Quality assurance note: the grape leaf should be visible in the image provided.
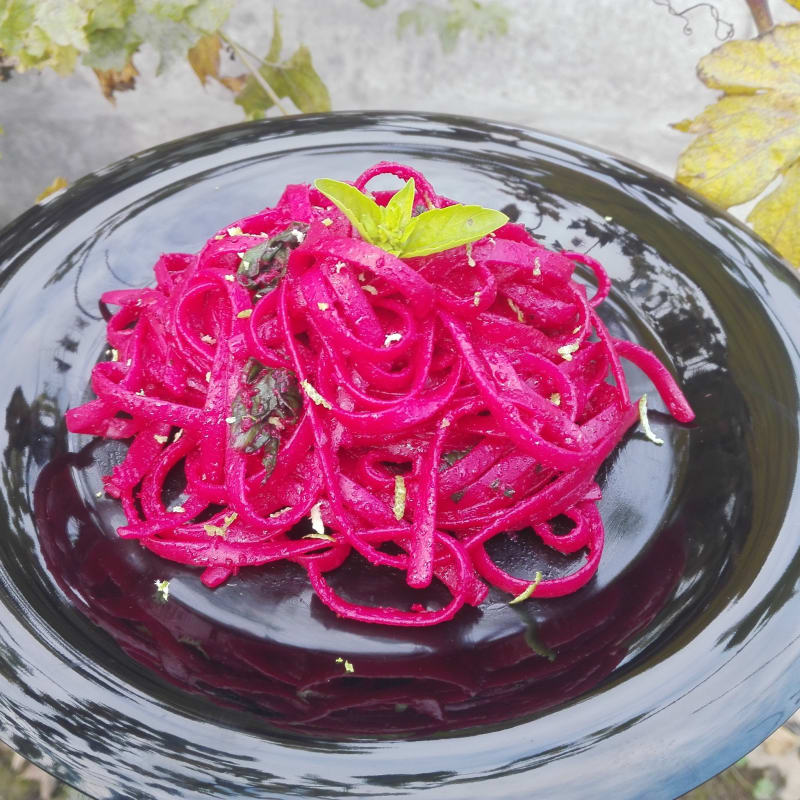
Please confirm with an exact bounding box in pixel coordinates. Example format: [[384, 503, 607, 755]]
[[675, 25, 800, 207], [35, 176, 68, 202], [84, 25, 141, 71], [33, 0, 89, 51], [186, 0, 233, 33], [187, 31, 220, 84], [398, 0, 509, 53], [675, 24, 800, 265], [748, 160, 800, 265], [234, 11, 330, 118], [94, 60, 138, 101], [87, 0, 135, 32]]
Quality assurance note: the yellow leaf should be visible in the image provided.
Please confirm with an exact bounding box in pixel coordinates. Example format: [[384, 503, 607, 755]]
[[93, 60, 138, 103], [675, 93, 800, 206], [787, 0, 800, 9], [35, 176, 68, 202], [219, 73, 246, 93], [187, 32, 220, 86], [697, 24, 800, 94], [747, 160, 800, 266]]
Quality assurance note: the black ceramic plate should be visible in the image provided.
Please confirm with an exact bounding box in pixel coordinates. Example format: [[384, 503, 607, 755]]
[[1, 112, 799, 800]]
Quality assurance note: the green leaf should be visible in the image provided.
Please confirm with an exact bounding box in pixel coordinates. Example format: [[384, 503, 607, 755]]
[[0, 0, 36, 55], [383, 178, 415, 231], [138, 0, 197, 23], [33, 0, 89, 50], [398, 0, 510, 53], [128, 9, 197, 73], [400, 204, 508, 258], [360, 0, 388, 6], [266, 6, 282, 64], [87, 0, 136, 31], [315, 178, 383, 242], [234, 26, 330, 120], [753, 776, 776, 800], [84, 24, 141, 70], [186, 0, 233, 34], [276, 44, 331, 113], [748, 159, 800, 266]]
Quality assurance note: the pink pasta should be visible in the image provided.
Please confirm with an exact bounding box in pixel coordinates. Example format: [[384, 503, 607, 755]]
[[66, 162, 694, 626]]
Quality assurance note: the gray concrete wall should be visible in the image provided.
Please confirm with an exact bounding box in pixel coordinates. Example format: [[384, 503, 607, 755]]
[[0, 0, 793, 227]]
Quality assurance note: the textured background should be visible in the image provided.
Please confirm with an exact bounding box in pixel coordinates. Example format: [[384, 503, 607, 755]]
[[1, 1, 799, 798], [3, 0, 797, 226]]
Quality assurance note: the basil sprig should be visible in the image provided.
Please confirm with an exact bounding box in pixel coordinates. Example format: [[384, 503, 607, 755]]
[[314, 177, 508, 258]]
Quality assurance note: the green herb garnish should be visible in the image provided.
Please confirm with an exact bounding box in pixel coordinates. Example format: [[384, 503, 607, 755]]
[[230, 360, 301, 478], [638, 394, 665, 446], [509, 571, 543, 605], [314, 177, 508, 258], [236, 222, 309, 292]]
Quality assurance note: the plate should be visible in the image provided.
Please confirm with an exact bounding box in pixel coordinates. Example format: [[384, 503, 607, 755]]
[[1, 112, 799, 800]]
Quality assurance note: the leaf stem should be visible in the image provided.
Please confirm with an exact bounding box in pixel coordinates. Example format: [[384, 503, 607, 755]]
[[745, 0, 773, 34], [219, 31, 290, 116]]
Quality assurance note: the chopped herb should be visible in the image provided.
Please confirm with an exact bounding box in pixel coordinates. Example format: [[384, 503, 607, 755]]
[[309, 502, 325, 534], [321, 217, 333, 226], [384, 332, 402, 347], [301, 380, 332, 410], [303, 532, 334, 541], [533, 256, 542, 276], [638, 394, 664, 446], [451, 489, 465, 503], [557, 342, 580, 361], [236, 223, 309, 294], [509, 571, 543, 605], [174, 429, 183, 441], [224, 274, 235, 282], [502, 486, 516, 498], [344, 660, 354, 673], [440, 418, 450, 428], [473, 291, 481, 307], [490, 478, 500, 490], [95, 490, 103, 498], [155, 579, 170, 601], [317, 302, 329, 311], [237, 309, 253, 319], [204, 511, 238, 538], [200, 334, 216, 345], [231, 360, 302, 479], [441, 447, 472, 469], [269, 506, 292, 518], [362, 284, 378, 295], [549, 393, 561, 406], [170, 505, 186, 513], [393, 475, 407, 521], [110, 348, 119, 361], [225, 416, 237, 424], [466, 241, 476, 267], [507, 297, 525, 323], [335, 260, 346, 273], [227, 226, 244, 236], [154, 434, 169, 444]]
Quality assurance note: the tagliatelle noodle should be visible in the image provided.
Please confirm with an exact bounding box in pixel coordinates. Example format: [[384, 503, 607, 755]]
[[66, 161, 694, 626]]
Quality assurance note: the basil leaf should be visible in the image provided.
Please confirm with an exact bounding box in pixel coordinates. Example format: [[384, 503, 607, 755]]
[[314, 178, 383, 242], [383, 178, 415, 232], [399, 205, 508, 258]]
